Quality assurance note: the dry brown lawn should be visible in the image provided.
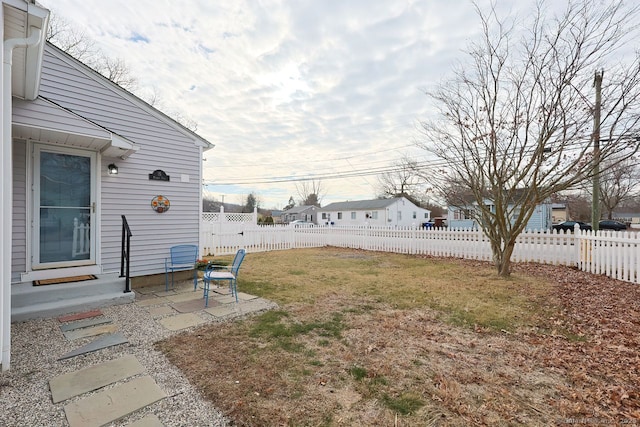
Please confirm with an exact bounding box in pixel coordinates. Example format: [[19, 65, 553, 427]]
[[156, 247, 640, 426]]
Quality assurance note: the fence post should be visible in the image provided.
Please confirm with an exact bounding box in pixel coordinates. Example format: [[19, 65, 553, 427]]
[[253, 206, 258, 224], [574, 224, 581, 269]]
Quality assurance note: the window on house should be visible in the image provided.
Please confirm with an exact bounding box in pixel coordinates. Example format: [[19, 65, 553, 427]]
[[337, 212, 342, 219], [322, 213, 327, 219], [351, 212, 356, 220], [412, 211, 417, 219], [371, 211, 378, 219], [454, 209, 470, 220], [424, 213, 429, 218], [397, 211, 402, 221]]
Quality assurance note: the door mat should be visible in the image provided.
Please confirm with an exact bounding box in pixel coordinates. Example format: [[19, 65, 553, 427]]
[[33, 275, 97, 286]]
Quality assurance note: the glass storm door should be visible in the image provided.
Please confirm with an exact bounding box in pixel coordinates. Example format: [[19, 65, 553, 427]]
[[33, 146, 96, 268]]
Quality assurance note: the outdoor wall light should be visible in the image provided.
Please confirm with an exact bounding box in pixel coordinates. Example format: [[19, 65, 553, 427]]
[[108, 163, 119, 175]]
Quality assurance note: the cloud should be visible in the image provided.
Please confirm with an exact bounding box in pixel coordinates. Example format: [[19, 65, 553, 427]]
[[40, 0, 537, 208]]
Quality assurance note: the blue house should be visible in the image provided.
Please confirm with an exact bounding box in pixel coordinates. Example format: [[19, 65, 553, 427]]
[[447, 191, 552, 231]]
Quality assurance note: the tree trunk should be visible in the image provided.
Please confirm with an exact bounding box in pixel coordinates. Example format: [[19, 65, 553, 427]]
[[491, 239, 515, 277]]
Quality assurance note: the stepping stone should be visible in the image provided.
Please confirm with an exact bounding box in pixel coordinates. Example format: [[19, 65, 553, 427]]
[[49, 355, 145, 403], [170, 299, 209, 313], [239, 299, 272, 314], [64, 376, 166, 427], [60, 317, 112, 332], [128, 414, 163, 427], [211, 286, 232, 295], [204, 304, 237, 318], [58, 310, 102, 323], [237, 292, 258, 301], [63, 324, 119, 341], [158, 313, 205, 331], [165, 292, 201, 303], [58, 333, 128, 360], [153, 289, 177, 297], [213, 295, 237, 304]]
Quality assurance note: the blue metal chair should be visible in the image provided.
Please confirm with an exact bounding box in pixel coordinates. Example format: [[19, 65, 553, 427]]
[[164, 244, 198, 292], [202, 249, 246, 307]]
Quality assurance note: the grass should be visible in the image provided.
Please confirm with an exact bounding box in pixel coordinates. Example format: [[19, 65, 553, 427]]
[[157, 247, 563, 426], [238, 248, 551, 331]]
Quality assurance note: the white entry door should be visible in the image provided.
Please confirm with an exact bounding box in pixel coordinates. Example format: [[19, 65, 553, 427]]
[[32, 145, 96, 269]]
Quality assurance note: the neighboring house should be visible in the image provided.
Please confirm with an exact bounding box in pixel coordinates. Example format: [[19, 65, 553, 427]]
[[319, 197, 431, 227], [551, 203, 569, 223], [447, 192, 552, 230], [282, 205, 319, 224], [613, 211, 640, 227], [1, 1, 213, 369]]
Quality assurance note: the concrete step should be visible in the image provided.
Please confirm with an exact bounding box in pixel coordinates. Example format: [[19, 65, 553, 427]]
[[12, 292, 134, 323], [11, 273, 134, 322]]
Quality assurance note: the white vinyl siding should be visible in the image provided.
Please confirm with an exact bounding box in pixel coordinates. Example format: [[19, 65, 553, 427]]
[[11, 141, 27, 283], [12, 97, 112, 147], [319, 198, 430, 227]]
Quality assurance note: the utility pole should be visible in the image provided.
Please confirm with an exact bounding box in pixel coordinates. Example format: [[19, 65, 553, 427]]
[[591, 70, 603, 231]]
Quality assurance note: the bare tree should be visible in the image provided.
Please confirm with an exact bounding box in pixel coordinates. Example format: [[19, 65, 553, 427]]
[[420, 1, 640, 276], [46, 13, 138, 91], [46, 11, 198, 132], [599, 159, 640, 219], [46, 14, 96, 62], [296, 180, 325, 207], [93, 56, 138, 91], [377, 156, 426, 200]]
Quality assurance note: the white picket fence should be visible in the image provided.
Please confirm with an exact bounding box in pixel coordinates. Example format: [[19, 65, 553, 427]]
[[200, 217, 640, 285], [72, 217, 91, 258]]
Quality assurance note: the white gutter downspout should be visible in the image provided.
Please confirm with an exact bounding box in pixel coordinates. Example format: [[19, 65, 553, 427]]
[[1, 26, 43, 372]]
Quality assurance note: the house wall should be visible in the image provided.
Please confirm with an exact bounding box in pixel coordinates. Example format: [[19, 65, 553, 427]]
[[282, 208, 317, 223], [320, 199, 430, 227], [29, 45, 204, 278], [11, 140, 27, 283], [319, 209, 389, 226], [448, 203, 552, 230], [552, 207, 568, 223], [526, 204, 552, 230]]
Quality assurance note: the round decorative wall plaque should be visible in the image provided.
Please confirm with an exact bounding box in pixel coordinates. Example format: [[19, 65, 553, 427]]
[[151, 195, 170, 213]]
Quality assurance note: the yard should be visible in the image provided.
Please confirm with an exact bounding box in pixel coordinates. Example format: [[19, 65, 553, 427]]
[[157, 247, 640, 425]]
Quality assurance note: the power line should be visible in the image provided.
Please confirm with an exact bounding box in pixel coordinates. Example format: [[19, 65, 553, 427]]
[[204, 135, 636, 186], [207, 143, 420, 169]]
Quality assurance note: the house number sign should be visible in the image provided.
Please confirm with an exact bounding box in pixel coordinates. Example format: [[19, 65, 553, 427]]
[[151, 195, 170, 213], [149, 169, 170, 181]]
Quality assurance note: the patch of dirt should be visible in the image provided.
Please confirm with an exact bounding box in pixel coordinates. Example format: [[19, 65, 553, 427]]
[[157, 259, 640, 425]]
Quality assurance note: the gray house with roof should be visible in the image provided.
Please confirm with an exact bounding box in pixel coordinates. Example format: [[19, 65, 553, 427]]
[[282, 205, 319, 224], [319, 197, 430, 227]]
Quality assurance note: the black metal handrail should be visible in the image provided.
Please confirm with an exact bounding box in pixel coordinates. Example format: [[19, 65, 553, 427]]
[[120, 215, 133, 293]]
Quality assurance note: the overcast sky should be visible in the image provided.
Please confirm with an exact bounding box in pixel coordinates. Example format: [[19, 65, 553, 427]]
[[40, 0, 563, 209]]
